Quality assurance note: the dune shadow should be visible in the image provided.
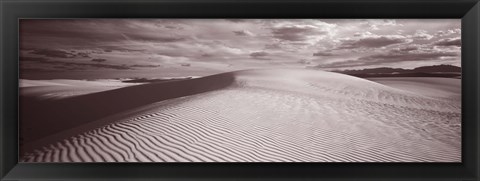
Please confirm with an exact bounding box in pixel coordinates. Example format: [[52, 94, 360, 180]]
[[20, 73, 235, 152]]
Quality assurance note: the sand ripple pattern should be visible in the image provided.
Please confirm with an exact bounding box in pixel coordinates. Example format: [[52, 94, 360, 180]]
[[21, 69, 461, 162]]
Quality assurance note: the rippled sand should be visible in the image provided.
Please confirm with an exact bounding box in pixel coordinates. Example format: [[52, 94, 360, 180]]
[[20, 69, 461, 162]]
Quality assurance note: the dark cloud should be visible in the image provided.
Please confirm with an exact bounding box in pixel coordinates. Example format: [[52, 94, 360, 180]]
[[200, 53, 212, 57], [155, 52, 187, 58], [163, 25, 183, 30], [249, 51, 271, 60], [360, 51, 458, 62], [91, 58, 107, 62], [77, 52, 91, 58], [180, 63, 191, 67], [313, 52, 335, 56], [226, 19, 247, 23], [271, 26, 327, 41], [353, 32, 363, 37], [31, 49, 77, 58], [20, 19, 188, 54], [397, 46, 419, 52], [233, 30, 253, 36], [99, 45, 145, 53], [298, 59, 312, 65], [433, 38, 461, 47], [250, 51, 269, 58], [313, 59, 362, 69], [130, 64, 161, 68], [123, 33, 186, 43], [338, 36, 409, 49], [317, 49, 458, 69], [20, 67, 60, 73], [20, 57, 48, 62], [63, 62, 131, 70], [264, 44, 282, 49], [28, 48, 92, 59], [52, 65, 87, 71], [20, 56, 132, 70], [20, 20, 126, 48]]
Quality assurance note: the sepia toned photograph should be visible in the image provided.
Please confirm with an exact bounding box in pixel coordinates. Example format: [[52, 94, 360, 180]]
[[19, 19, 461, 162]]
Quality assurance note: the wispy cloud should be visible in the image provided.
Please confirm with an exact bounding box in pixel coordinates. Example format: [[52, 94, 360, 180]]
[[337, 32, 410, 49], [433, 38, 461, 47]]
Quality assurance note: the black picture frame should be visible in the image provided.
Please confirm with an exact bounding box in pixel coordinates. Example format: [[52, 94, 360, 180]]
[[1, 0, 479, 180]]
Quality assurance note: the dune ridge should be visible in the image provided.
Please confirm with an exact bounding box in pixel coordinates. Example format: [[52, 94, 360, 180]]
[[20, 72, 235, 148], [21, 69, 461, 162]]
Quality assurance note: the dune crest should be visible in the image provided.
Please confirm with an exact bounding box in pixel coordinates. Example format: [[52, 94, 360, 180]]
[[21, 69, 461, 162], [20, 73, 235, 147]]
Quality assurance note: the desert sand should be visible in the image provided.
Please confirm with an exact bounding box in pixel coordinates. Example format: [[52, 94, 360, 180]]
[[367, 77, 461, 100], [20, 69, 461, 162]]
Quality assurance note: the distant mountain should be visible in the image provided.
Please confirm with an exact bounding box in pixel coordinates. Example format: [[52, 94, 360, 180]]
[[336, 67, 409, 75], [331, 64, 461, 78], [412, 64, 461, 73]]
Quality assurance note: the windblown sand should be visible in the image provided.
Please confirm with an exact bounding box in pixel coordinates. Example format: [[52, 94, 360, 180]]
[[20, 69, 461, 162]]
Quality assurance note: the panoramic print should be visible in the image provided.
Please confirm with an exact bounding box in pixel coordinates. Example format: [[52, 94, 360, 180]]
[[19, 19, 461, 162]]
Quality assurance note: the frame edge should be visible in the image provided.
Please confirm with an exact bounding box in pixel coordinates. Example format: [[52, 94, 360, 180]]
[[1, 0, 480, 181]]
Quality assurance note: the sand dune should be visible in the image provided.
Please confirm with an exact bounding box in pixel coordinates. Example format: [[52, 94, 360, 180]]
[[367, 77, 461, 100], [20, 69, 461, 162], [20, 73, 235, 148]]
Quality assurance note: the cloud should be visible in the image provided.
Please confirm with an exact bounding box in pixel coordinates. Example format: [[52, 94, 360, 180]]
[[411, 30, 433, 40], [226, 19, 248, 23], [20, 57, 49, 62], [77, 52, 91, 58], [338, 34, 409, 49], [162, 25, 184, 30], [20, 67, 60, 72], [433, 38, 461, 47], [31, 49, 77, 58], [271, 25, 327, 41], [298, 59, 313, 65], [155, 51, 190, 58], [317, 47, 458, 69], [21, 56, 132, 70], [122, 33, 186, 43], [249, 51, 272, 60], [64, 62, 131, 70], [180, 63, 191, 67], [200, 53, 213, 57], [313, 59, 362, 69], [362, 20, 400, 30], [19, 19, 461, 73], [397, 46, 419, 52], [129, 64, 161, 68], [91, 58, 107, 62], [99, 45, 145, 53], [28, 48, 94, 59], [359, 51, 458, 62], [264, 44, 282, 49], [20, 20, 127, 47], [313, 52, 335, 56], [436, 28, 461, 37], [250, 51, 268, 57], [269, 21, 336, 43], [233, 30, 254, 36]]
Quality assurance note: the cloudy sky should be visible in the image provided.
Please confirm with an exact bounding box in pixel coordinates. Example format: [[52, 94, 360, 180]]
[[20, 19, 461, 79]]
